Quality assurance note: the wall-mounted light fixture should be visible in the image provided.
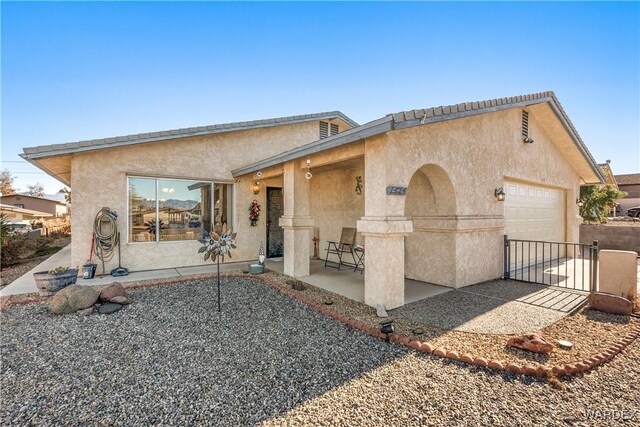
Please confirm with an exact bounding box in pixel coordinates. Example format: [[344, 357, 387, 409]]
[[576, 199, 584, 207], [305, 158, 313, 180], [494, 187, 506, 202], [253, 180, 262, 194], [256, 171, 263, 178]]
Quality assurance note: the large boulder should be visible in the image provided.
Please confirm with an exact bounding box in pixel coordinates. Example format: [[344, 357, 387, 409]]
[[589, 292, 633, 315], [51, 285, 99, 315], [507, 333, 553, 354], [99, 283, 126, 302]]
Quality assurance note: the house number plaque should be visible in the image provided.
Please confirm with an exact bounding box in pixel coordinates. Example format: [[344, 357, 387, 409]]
[[386, 186, 407, 195]]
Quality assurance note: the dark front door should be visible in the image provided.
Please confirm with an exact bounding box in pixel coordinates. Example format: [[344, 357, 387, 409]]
[[266, 187, 284, 257]]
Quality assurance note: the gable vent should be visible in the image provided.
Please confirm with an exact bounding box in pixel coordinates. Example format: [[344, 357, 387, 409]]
[[330, 123, 339, 136], [522, 110, 534, 143], [319, 121, 329, 139]]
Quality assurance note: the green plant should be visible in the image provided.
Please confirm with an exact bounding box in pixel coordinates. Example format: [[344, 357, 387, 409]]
[[0, 238, 23, 269], [579, 185, 627, 224], [47, 266, 69, 275], [0, 213, 10, 247]]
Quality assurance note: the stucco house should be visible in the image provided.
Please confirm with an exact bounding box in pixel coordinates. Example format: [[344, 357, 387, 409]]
[[614, 173, 640, 215], [0, 203, 54, 221], [21, 91, 603, 309], [0, 194, 68, 217]]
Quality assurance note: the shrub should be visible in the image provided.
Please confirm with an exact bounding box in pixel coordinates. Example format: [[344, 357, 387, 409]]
[[579, 185, 627, 224], [1, 235, 28, 268]]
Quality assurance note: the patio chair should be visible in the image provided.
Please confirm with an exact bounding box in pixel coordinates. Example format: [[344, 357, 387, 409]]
[[353, 244, 365, 274], [324, 227, 357, 270]]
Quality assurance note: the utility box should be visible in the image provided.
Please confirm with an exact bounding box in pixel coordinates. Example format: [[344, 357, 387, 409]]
[[598, 250, 638, 300]]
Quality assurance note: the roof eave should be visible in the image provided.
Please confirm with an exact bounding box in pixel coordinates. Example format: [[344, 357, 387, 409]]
[[22, 111, 359, 160], [19, 153, 71, 187], [231, 116, 393, 177], [545, 99, 605, 184]]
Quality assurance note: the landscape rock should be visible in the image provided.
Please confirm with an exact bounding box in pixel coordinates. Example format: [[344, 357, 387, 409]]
[[589, 292, 633, 315], [507, 333, 553, 354], [100, 283, 126, 302], [98, 303, 123, 314], [51, 285, 100, 315], [376, 304, 388, 318], [76, 307, 94, 316], [110, 295, 131, 305]]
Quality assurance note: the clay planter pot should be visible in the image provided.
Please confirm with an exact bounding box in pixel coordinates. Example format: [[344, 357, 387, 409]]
[[33, 269, 78, 296]]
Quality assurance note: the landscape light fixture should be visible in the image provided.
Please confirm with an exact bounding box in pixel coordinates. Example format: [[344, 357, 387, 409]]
[[494, 187, 506, 202], [380, 319, 394, 342]]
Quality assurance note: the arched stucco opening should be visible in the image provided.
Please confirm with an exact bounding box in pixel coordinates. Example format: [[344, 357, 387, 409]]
[[404, 164, 458, 287]]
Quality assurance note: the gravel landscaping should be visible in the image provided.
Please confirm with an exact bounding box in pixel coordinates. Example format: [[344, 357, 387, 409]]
[[1, 277, 406, 426], [264, 272, 638, 367], [2, 273, 639, 426]]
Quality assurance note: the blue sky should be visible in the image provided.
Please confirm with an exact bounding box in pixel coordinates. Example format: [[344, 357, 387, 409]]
[[2, 1, 639, 193]]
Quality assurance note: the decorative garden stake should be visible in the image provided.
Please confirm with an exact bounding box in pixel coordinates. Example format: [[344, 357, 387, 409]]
[[258, 241, 266, 265], [249, 199, 261, 226], [198, 225, 237, 312]]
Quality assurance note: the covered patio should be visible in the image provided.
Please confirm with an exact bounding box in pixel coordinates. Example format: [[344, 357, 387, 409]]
[[265, 258, 451, 305]]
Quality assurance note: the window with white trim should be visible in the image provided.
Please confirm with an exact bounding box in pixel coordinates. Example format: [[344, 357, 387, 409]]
[[128, 176, 233, 243]]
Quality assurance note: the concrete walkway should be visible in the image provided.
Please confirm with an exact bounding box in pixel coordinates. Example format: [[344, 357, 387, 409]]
[[0, 246, 253, 297]]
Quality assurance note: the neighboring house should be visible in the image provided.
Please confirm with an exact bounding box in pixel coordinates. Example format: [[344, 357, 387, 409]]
[[0, 194, 68, 217], [0, 203, 53, 221], [614, 173, 640, 215], [21, 91, 603, 309]]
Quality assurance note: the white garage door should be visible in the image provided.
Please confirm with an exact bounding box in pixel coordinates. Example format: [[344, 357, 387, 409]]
[[504, 181, 565, 242]]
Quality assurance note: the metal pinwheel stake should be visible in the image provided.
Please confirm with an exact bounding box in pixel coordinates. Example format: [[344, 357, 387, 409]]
[[198, 225, 237, 312]]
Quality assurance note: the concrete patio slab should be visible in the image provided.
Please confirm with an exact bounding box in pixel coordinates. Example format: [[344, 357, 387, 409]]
[[265, 258, 451, 305]]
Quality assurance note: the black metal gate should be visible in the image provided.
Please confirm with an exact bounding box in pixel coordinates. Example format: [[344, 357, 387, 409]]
[[503, 235, 599, 292]]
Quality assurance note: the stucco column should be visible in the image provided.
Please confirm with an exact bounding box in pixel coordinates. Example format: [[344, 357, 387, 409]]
[[357, 218, 413, 309], [280, 160, 313, 277]]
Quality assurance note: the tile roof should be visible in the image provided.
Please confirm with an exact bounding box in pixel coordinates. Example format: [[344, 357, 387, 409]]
[[389, 92, 555, 122], [233, 91, 604, 184], [389, 91, 600, 176], [614, 173, 640, 186], [21, 111, 358, 159]]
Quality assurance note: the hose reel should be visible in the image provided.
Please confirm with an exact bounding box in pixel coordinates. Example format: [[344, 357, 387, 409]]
[[93, 207, 129, 277]]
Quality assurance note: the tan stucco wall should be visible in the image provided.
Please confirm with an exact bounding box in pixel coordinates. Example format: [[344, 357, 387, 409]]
[[309, 160, 365, 263], [0, 195, 67, 217], [598, 250, 638, 300], [362, 107, 582, 289], [70, 121, 323, 272]]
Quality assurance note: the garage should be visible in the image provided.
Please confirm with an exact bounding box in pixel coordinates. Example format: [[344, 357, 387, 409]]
[[504, 180, 565, 242]]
